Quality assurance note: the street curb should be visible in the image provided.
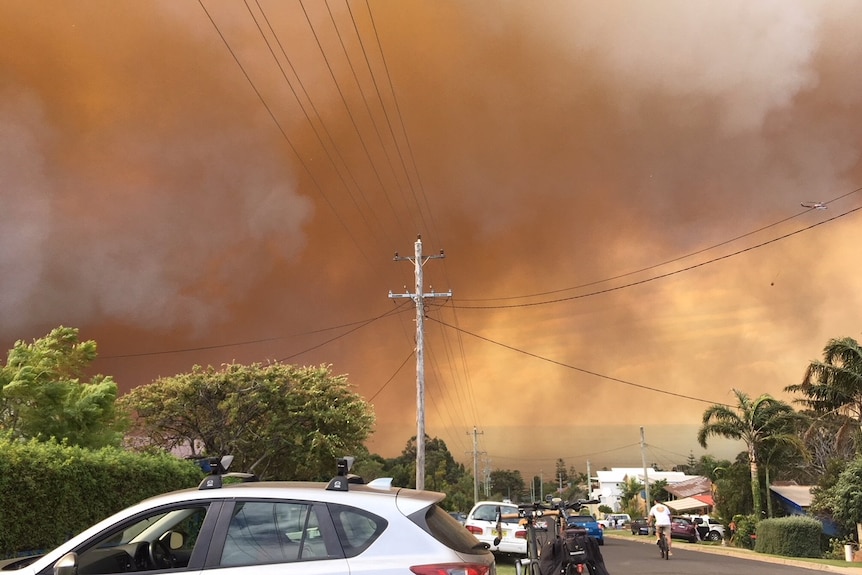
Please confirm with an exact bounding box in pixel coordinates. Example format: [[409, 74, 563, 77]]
[[604, 532, 862, 574]]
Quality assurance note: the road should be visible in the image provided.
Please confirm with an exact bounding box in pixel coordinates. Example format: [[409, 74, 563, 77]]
[[601, 536, 851, 575]]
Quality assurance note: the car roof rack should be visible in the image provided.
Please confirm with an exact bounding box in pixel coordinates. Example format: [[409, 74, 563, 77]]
[[326, 456, 365, 491], [198, 455, 258, 490]]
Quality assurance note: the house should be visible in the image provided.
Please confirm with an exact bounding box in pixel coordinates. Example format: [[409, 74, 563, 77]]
[[770, 482, 839, 537], [592, 468, 706, 512], [664, 475, 714, 515]]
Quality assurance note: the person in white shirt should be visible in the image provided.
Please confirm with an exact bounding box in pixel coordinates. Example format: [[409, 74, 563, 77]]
[[648, 501, 673, 555]]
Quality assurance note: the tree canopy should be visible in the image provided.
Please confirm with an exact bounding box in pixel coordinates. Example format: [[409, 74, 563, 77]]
[[119, 362, 375, 480], [786, 337, 862, 450], [812, 456, 862, 535], [0, 326, 125, 448], [698, 388, 804, 517]]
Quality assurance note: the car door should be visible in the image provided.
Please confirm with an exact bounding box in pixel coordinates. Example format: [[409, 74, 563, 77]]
[[203, 500, 348, 575], [37, 500, 222, 575]]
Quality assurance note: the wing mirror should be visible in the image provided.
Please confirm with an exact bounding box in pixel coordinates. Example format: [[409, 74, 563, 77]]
[[159, 530, 185, 550], [53, 552, 77, 575]]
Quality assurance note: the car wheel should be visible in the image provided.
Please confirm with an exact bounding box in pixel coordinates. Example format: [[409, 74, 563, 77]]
[[708, 531, 722, 542]]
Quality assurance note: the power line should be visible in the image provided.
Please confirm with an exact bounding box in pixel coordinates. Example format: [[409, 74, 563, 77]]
[[451, 202, 862, 310], [429, 316, 731, 407], [197, 0, 378, 270]]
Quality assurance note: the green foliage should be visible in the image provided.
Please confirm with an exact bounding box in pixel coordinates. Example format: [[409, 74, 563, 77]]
[[714, 458, 754, 521], [811, 456, 862, 533], [618, 476, 644, 516], [0, 438, 200, 555], [119, 362, 375, 481], [785, 337, 862, 440], [489, 469, 526, 502], [753, 516, 822, 558], [733, 514, 759, 550], [367, 435, 476, 510], [651, 478, 669, 501], [685, 454, 733, 481], [698, 388, 805, 517], [823, 538, 852, 560], [598, 504, 613, 515], [0, 327, 126, 448]]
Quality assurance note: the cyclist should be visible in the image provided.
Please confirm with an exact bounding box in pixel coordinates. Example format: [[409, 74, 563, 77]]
[[648, 500, 673, 556]]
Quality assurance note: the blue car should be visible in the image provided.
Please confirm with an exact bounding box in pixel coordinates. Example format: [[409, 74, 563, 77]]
[[566, 514, 604, 545]]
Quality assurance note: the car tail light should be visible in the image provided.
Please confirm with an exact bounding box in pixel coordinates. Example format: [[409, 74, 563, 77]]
[[515, 529, 527, 540], [465, 525, 483, 535], [410, 564, 491, 575]]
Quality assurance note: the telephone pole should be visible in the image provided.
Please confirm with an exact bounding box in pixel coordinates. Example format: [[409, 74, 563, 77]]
[[389, 235, 451, 490], [467, 427, 485, 504], [641, 426, 651, 514]]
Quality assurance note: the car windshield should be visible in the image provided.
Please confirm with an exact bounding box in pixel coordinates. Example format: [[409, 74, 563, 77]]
[[568, 516, 594, 523], [471, 504, 519, 523]]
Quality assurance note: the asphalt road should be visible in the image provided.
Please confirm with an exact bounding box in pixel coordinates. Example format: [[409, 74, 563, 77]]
[[601, 536, 856, 575]]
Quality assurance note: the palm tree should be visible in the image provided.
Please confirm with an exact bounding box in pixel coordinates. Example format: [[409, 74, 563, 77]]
[[697, 389, 804, 517], [785, 337, 862, 449]]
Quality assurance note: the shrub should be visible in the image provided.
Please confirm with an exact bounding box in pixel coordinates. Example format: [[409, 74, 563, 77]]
[[0, 439, 201, 556], [754, 516, 822, 558], [734, 514, 758, 549]]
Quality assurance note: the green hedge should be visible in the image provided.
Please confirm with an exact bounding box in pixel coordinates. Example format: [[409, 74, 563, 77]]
[[754, 516, 822, 558], [0, 440, 202, 556]]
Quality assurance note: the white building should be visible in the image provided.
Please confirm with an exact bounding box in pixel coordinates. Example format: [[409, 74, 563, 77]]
[[591, 468, 697, 512]]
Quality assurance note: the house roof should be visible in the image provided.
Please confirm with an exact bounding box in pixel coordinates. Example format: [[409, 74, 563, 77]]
[[595, 468, 694, 484], [665, 496, 712, 513], [770, 484, 813, 508], [665, 476, 712, 498]]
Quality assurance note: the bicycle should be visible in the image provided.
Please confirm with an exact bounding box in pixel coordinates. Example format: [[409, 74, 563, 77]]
[[654, 524, 670, 560], [494, 498, 607, 575]]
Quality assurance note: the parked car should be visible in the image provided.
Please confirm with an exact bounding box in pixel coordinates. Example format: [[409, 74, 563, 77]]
[[0, 457, 495, 575], [600, 513, 631, 529], [449, 511, 467, 525], [629, 516, 696, 542], [566, 514, 604, 545], [630, 517, 651, 535], [670, 516, 699, 543], [464, 500, 527, 556], [692, 516, 726, 541]]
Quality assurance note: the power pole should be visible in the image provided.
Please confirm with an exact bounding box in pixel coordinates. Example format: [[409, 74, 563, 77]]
[[467, 427, 485, 505], [389, 235, 451, 490], [641, 426, 651, 514]]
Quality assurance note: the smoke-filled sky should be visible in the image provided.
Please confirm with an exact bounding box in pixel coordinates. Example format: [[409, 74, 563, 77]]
[[3, 1, 862, 479]]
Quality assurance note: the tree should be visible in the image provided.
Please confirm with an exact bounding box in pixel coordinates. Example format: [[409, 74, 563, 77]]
[[811, 456, 862, 540], [686, 454, 733, 481], [0, 326, 125, 448], [489, 469, 526, 502], [697, 388, 804, 517], [119, 362, 374, 480], [785, 337, 862, 451], [713, 455, 754, 522], [383, 435, 469, 496], [619, 476, 644, 515]]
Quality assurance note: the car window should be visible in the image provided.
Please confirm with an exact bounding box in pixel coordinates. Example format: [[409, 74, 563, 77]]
[[327, 503, 387, 558], [219, 501, 329, 566], [471, 504, 518, 523], [73, 503, 211, 574]]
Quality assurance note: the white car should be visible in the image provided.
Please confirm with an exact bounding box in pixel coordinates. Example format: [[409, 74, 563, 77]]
[[1, 458, 495, 575], [464, 501, 527, 556]]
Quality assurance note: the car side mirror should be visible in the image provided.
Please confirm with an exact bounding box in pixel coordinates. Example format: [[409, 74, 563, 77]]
[[53, 552, 78, 575], [159, 530, 184, 550]]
